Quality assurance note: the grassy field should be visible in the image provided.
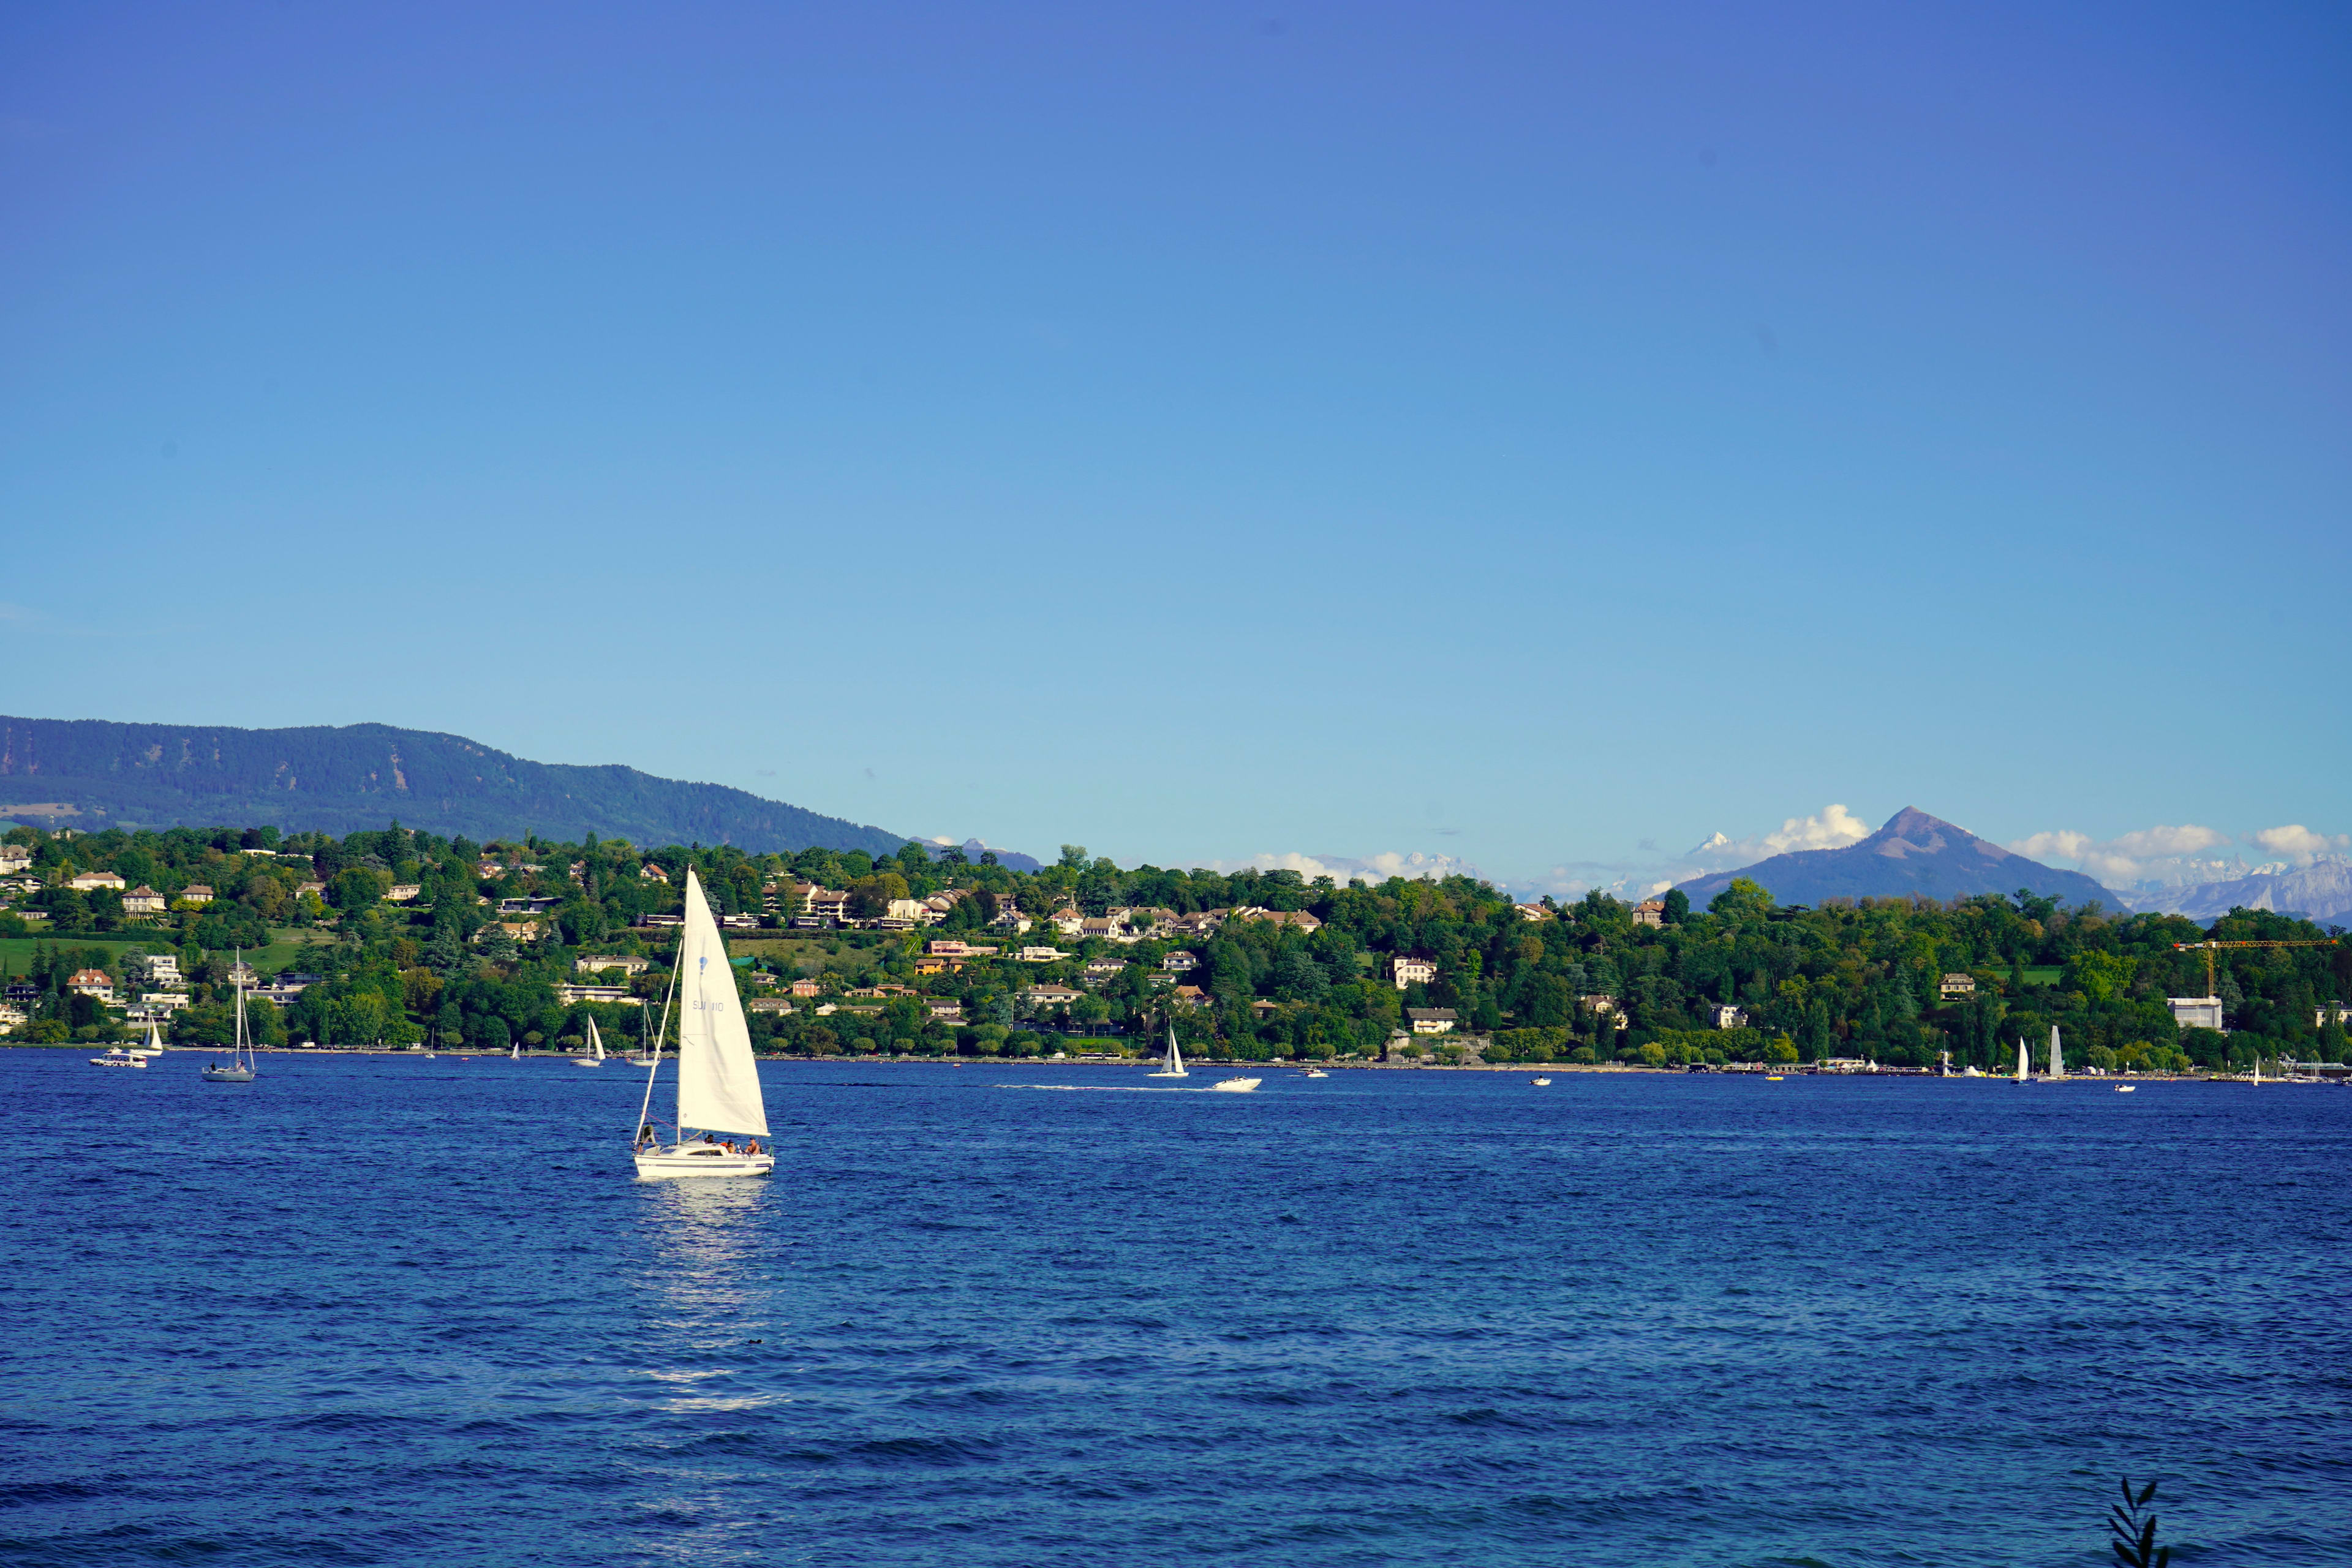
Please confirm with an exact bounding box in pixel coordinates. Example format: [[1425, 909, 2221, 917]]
[[0, 929, 334, 975]]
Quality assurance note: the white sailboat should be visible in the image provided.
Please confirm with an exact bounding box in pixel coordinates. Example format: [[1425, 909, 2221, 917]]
[[510, 1038, 522, 1061], [631, 868, 773, 1178], [1147, 1019, 1189, 1079], [575, 1016, 607, 1067], [2048, 1023, 2065, 1082], [202, 956, 258, 1083], [134, 1020, 167, 1057], [2015, 1036, 2029, 1083]]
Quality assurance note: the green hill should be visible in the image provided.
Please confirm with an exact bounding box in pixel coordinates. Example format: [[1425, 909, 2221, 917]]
[[0, 716, 907, 856]]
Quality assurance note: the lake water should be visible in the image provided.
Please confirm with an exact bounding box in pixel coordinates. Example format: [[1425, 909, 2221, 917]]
[[8, 1051, 2348, 1566]]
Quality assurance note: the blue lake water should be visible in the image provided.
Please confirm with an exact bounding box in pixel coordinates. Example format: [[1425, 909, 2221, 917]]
[[7, 1050, 2348, 1566]]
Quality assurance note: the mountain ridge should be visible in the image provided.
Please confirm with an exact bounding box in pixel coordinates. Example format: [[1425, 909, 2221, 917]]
[[0, 715, 908, 856], [2122, 856, 2352, 926], [1675, 807, 2117, 908]]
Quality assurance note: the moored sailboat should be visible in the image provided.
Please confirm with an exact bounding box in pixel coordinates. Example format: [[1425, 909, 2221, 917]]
[[631, 869, 772, 1178], [202, 955, 258, 1083], [575, 1016, 607, 1067]]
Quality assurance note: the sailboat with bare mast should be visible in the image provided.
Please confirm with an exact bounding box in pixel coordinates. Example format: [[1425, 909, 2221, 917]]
[[630, 868, 772, 1178], [202, 952, 257, 1084]]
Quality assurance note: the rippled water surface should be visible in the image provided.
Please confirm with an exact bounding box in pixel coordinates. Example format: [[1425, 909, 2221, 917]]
[[9, 1050, 2348, 1566]]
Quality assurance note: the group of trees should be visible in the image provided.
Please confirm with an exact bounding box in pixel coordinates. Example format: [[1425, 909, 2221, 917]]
[[6, 821, 2346, 1070]]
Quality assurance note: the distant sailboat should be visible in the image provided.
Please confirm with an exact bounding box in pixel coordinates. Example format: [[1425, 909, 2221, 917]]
[[2048, 1024, 2065, 1082], [134, 1020, 166, 1057], [1147, 1019, 1188, 1079], [202, 954, 258, 1083], [630, 868, 773, 1178], [2015, 1036, 2029, 1083], [575, 1016, 607, 1068], [511, 1038, 522, 1061]]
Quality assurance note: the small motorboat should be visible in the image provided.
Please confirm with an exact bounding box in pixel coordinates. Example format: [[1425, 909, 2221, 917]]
[[89, 1047, 148, 1069], [1531, 1076, 1551, 1086], [2116, 1084, 2136, 1093], [1765, 1075, 1784, 1082], [1207, 1077, 1262, 1093], [1302, 1068, 1329, 1079]]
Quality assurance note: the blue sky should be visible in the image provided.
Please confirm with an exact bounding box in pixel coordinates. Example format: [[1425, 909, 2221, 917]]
[[2, 2, 2346, 891]]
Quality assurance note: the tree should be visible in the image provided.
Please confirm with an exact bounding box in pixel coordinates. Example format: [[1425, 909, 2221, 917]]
[[1708, 878, 1773, 923], [1662, 888, 1691, 924]]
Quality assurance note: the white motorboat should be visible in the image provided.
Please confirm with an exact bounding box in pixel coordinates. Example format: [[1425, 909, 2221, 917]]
[[90, 1046, 148, 1069], [2116, 1084, 2136, 1093], [1147, 1019, 1188, 1079], [631, 869, 774, 1179], [1531, 1076, 1551, 1086], [1302, 1068, 1329, 1079], [575, 1016, 607, 1067], [1207, 1077, 1261, 1093], [202, 956, 258, 1084]]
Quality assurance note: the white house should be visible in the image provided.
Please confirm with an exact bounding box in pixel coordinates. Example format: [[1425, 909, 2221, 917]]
[[1018, 946, 1071, 963], [69, 968, 116, 1001], [555, 983, 641, 1006], [1025, 984, 1083, 1011], [575, 954, 650, 976], [2168, 997, 2224, 1031], [1162, 950, 1199, 973], [178, 883, 217, 905], [384, 883, 423, 903], [1632, 899, 1667, 928], [0, 846, 31, 875], [69, 870, 127, 892], [1406, 1007, 1458, 1035], [1939, 973, 1977, 1002], [121, 885, 167, 915], [1703, 1003, 1749, 1030], [1392, 956, 1436, 990]]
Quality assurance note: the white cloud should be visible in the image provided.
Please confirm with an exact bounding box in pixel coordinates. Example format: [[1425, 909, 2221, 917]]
[[2008, 823, 2241, 888], [2249, 824, 2349, 862], [1686, 805, 1872, 869], [1757, 804, 1872, 854], [2009, 830, 2094, 862], [1200, 850, 1480, 885]]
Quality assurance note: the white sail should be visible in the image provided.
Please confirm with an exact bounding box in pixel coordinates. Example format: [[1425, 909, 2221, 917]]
[[2015, 1036, 2028, 1082], [587, 1017, 606, 1061], [1148, 1017, 1188, 1077], [2048, 1023, 2064, 1081], [673, 868, 768, 1137]]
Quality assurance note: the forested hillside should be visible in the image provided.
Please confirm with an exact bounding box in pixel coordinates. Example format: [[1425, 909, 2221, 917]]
[[0, 716, 904, 856], [6, 820, 2346, 1073]]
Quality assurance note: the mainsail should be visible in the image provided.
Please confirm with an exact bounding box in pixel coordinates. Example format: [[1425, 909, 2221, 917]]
[[2048, 1023, 2065, 1081], [673, 868, 769, 1137]]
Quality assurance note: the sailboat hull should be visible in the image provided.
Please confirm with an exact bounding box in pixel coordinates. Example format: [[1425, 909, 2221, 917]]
[[634, 1145, 775, 1179], [202, 1066, 255, 1083]]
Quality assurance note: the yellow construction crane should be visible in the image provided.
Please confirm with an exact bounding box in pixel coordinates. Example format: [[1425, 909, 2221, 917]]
[[2171, 938, 2340, 999]]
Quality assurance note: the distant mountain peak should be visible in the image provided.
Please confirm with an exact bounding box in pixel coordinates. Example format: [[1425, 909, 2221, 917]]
[[0, 715, 910, 856], [1678, 806, 2111, 908]]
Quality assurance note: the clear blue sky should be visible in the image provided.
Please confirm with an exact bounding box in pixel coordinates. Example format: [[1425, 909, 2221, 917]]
[[2, 2, 2345, 887]]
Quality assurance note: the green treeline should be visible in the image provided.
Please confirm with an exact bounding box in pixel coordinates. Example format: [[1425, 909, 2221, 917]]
[[3, 821, 2346, 1071]]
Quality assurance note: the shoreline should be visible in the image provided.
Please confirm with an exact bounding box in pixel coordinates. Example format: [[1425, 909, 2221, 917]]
[[14, 1043, 2310, 1083]]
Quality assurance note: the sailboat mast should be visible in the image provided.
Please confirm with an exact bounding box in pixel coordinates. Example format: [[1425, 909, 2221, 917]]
[[635, 940, 682, 1141]]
